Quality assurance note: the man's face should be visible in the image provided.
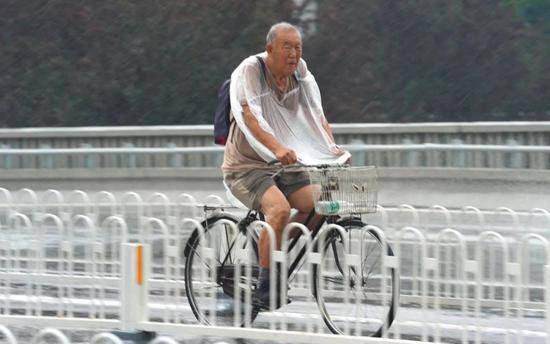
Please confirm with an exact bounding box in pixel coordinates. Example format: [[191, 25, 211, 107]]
[[267, 29, 302, 77]]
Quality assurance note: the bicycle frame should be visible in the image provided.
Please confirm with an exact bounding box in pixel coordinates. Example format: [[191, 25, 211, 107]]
[[232, 209, 361, 283], [284, 210, 328, 280], [195, 203, 365, 287]]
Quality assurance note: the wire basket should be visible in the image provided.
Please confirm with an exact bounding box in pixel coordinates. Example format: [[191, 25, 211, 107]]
[[308, 166, 378, 215]]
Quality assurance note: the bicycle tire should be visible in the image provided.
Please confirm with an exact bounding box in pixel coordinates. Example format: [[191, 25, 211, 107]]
[[184, 213, 260, 326], [312, 219, 398, 336]]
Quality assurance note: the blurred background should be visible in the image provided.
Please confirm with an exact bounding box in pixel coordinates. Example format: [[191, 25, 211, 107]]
[[1, 0, 548, 127], [1, 2, 550, 343]]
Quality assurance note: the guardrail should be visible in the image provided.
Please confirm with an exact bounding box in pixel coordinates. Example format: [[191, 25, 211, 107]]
[[0, 189, 549, 342], [1, 188, 550, 238], [0, 326, 169, 344], [0, 211, 548, 343], [1, 143, 549, 169], [2, 122, 550, 148]]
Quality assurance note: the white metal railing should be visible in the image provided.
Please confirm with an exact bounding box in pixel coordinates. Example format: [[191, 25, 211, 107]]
[[1, 188, 550, 240], [0, 325, 229, 344], [2, 122, 550, 141], [0, 190, 549, 343], [1, 143, 549, 169], [0, 217, 547, 343], [0, 146, 224, 169]]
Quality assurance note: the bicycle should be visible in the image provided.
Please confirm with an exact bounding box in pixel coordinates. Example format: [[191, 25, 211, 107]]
[[183, 164, 398, 337]]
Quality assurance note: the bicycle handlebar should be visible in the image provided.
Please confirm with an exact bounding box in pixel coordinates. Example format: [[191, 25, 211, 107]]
[[267, 159, 350, 169]]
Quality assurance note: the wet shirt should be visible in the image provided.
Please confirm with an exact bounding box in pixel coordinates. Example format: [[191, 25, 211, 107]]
[[222, 52, 349, 172]]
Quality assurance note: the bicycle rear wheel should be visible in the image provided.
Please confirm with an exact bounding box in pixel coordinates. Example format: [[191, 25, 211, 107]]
[[184, 214, 259, 326], [313, 222, 397, 336]]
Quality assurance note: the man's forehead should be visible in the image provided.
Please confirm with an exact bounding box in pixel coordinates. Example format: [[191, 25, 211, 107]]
[[275, 29, 302, 44]]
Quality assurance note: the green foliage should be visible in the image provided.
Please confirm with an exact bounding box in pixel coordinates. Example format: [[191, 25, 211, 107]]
[[307, 0, 548, 122], [0, 0, 297, 126], [0, 0, 548, 127], [505, 0, 550, 31]]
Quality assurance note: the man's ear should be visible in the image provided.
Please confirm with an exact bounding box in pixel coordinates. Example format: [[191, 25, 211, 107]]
[[266, 43, 273, 54]]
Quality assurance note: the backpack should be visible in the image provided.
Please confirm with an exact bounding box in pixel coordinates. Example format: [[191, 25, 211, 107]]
[[213, 56, 267, 146], [213, 79, 232, 145]]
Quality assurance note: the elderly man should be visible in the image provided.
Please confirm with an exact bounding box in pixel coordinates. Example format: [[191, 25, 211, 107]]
[[222, 22, 349, 309]]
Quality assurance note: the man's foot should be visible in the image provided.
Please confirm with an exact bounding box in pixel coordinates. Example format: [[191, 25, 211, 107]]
[[254, 268, 291, 311], [253, 287, 292, 311]]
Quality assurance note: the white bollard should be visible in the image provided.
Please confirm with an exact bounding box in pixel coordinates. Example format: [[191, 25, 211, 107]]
[[120, 243, 150, 331]]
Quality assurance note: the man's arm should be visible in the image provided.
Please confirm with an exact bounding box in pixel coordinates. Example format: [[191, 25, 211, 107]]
[[242, 104, 298, 165], [321, 117, 336, 143], [322, 117, 350, 157]]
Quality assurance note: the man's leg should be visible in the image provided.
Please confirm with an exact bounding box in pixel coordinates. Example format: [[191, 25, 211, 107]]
[[256, 185, 291, 307], [287, 184, 325, 233], [255, 184, 322, 308], [258, 185, 291, 268]]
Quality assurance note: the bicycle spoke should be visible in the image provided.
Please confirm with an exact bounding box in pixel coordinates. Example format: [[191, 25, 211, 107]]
[[187, 245, 213, 273], [315, 227, 396, 337], [190, 229, 242, 272], [185, 215, 260, 327], [362, 247, 380, 281], [223, 225, 234, 265]]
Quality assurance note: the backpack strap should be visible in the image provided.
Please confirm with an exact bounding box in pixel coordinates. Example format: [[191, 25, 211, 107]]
[[255, 56, 268, 85]]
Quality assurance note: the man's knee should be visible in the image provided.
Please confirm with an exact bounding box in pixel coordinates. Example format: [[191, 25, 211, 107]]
[[261, 187, 291, 224], [264, 201, 291, 223]]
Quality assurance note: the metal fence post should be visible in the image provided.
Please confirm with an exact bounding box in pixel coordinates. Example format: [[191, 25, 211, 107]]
[[349, 139, 366, 166], [39, 144, 54, 169], [80, 143, 96, 168], [401, 139, 417, 167], [1, 144, 12, 169], [123, 143, 137, 168], [450, 139, 465, 167], [166, 143, 181, 168], [506, 139, 524, 168]]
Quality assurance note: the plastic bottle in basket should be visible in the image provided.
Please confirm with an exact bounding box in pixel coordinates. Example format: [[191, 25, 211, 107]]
[[316, 200, 350, 215]]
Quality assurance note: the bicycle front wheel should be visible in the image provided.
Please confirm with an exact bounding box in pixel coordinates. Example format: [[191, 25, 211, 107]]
[[313, 223, 397, 337], [184, 214, 259, 327]]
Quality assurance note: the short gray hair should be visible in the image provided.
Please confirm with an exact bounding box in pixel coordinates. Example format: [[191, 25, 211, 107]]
[[266, 22, 301, 45]]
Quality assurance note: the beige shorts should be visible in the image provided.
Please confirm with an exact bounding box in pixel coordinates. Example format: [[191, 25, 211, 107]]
[[224, 169, 310, 211]]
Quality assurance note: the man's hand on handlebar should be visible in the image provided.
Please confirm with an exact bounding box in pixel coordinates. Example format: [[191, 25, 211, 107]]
[[274, 146, 298, 165]]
